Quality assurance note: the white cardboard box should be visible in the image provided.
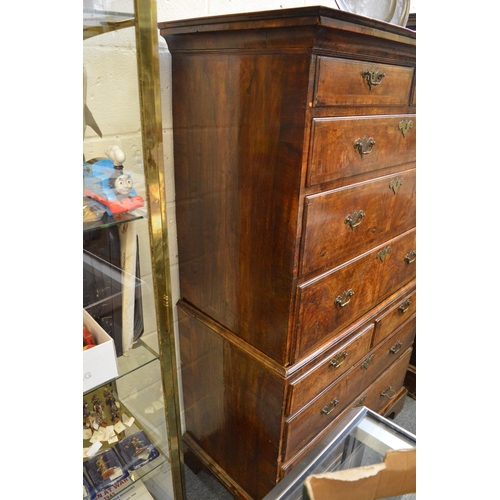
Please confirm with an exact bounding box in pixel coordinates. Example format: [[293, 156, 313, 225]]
[[83, 309, 119, 392]]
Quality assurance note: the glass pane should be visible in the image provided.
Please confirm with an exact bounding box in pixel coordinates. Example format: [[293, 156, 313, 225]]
[[262, 409, 415, 500], [83, 2, 174, 498]]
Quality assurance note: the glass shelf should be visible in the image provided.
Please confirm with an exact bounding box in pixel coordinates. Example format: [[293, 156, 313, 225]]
[[83, 9, 134, 39], [116, 339, 158, 375], [83, 207, 144, 233], [83, 339, 158, 397], [83, 373, 174, 499]]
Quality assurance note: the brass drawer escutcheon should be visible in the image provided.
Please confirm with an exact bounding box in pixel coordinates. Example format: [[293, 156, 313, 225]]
[[362, 67, 386, 90], [335, 289, 354, 308], [380, 385, 397, 400], [345, 210, 365, 229], [361, 354, 374, 370], [354, 136, 376, 157], [390, 341, 403, 354], [377, 246, 392, 262], [405, 250, 416, 264], [399, 299, 411, 313], [399, 119, 414, 138], [321, 397, 339, 415], [329, 350, 348, 369], [389, 177, 404, 194]]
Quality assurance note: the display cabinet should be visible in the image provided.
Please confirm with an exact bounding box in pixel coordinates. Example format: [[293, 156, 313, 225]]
[[261, 406, 416, 500], [83, 1, 185, 499]]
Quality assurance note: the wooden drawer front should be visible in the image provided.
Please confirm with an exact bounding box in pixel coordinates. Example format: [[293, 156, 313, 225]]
[[350, 316, 416, 396], [296, 229, 416, 357], [373, 290, 416, 346], [287, 324, 373, 418], [284, 365, 358, 461], [314, 57, 414, 108], [301, 169, 416, 275], [361, 347, 413, 414], [308, 115, 416, 186], [283, 323, 414, 461]]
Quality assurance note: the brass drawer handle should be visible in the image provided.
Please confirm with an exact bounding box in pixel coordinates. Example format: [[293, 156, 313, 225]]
[[399, 299, 411, 313], [335, 289, 354, 308], [377, 246, 392, 262], [330, 350, 348, 369], [321, 397, 339, 415], [399, 119, 414, 138], [361, 354, 374, 370], [345, 210, 365, 229], [354, 395, 367, 408], [362, 67, 386, 90], [389, 177, 404, 194], [390, 341, 402, 354], [405, 250, 417, 264], [380, 385, 397, 400], [354, 136, 376, 157]]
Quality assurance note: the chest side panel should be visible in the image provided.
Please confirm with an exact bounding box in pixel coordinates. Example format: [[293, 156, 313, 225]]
[[171, 51, 312, 363]]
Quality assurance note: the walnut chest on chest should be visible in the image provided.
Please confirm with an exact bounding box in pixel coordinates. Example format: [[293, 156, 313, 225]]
[[159, 6, 416, 500]]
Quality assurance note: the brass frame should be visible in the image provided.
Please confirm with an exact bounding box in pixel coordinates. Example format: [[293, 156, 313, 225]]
[[134, 1, 186, 498]]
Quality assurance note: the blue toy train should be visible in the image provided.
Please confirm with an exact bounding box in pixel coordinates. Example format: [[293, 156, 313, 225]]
[[83, 158, 144, 215]]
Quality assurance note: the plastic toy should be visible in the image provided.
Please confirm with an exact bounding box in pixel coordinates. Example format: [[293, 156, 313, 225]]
[[115, 430, 160, 471], [92, 395, 107, 426], [84, 448, 128, 492], [83, 146, 144, 215]]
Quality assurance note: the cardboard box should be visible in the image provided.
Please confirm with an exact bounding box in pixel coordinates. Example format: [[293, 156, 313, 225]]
[[83, 309, 119, 392], [303, 448, 416, 500]]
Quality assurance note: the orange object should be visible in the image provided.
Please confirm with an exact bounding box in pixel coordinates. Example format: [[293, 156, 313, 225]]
[[83, 326, 95, 347]]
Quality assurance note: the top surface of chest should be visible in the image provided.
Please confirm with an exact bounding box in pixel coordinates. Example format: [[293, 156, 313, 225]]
[[159, 6, 415, 62], [159, 7, 415, 42]]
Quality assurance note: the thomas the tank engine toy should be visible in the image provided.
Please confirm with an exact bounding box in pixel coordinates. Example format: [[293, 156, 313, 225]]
[[83, 146, 144, 216]]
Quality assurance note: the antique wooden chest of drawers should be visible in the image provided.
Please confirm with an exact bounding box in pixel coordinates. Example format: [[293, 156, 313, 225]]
[[159, 6, 416, 500]]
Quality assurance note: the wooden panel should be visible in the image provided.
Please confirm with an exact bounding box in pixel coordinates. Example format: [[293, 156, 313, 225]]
[[314, 57, 414, 107], [178, 307, 285, 499], [287, 323, 373, 417], [373, 290, 416, 346], [296, 229, 416, 357], [301, 169, 416, 275], [410, 73, 416, 106], [171, 50, 311, 364], [308, 115, 416, 186], [405, 363, 416, 399]]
